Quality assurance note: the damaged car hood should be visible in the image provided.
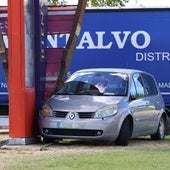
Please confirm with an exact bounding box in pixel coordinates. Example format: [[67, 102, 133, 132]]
[[48, 95, 127, 112]]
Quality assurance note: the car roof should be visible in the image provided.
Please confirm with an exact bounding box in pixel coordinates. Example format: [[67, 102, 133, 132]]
[[74, 68, 147, 75]]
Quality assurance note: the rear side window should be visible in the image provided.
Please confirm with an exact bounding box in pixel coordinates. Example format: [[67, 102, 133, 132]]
[[141, 73, 158, 96]]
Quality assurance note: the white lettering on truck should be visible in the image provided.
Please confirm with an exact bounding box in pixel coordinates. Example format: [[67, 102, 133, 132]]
[[77, 30, 151, 49], [158, 82, 170, 88], [3, 30, 151, 49], [136, 52, 170, 61], [47, 34, 69, 48], [0, 82, 7, 88]]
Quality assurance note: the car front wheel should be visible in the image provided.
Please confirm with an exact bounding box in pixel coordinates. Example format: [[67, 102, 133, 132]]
[[115, 118, 130, 146], [151, 115, 166, 140]]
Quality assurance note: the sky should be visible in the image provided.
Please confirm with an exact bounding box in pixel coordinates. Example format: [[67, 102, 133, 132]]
[[0, 0, 170, 7]]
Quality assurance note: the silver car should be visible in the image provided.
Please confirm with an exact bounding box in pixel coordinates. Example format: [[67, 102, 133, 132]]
[[39, 68, 166, 146]]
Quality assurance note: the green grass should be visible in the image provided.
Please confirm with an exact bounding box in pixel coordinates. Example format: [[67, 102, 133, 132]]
[[1, 136, 170, 170], [4, 148, 170, 170]]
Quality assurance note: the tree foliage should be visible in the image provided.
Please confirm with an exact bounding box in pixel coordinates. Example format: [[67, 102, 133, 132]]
[[48, 0, 129, 6], [88, 0, 129, 7], [48, 0, 65, 5]]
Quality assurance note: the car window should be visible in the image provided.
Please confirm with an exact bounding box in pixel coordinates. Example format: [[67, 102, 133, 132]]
[[130, 79, 137, 99], [141, 73, 158, 96], [132, 73, 145, 98], [56, 81, 100, 95], [66, 71, 128, 96]]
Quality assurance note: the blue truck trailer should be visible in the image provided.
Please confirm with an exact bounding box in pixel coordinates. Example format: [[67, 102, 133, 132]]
[[0, 59, 8, 115], [0, 61, 7, 104], [68, 7, 170, 113], [0, 6, 8, 117], [1, 7, 170, 116]]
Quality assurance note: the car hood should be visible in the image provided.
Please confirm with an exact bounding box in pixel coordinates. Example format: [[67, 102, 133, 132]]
[[48, 95, 128, 112]]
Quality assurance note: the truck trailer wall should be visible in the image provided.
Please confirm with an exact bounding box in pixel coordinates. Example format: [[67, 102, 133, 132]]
[[1, 8, 170, 106], [68, 8, 170, 106]]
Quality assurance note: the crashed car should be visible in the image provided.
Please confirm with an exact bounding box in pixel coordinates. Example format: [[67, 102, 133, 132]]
[[39, 68, 166, 146]]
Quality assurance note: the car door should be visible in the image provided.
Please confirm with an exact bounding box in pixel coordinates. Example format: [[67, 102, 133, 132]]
[[141, 73, 160, 130], [129, 73, 156, 137]]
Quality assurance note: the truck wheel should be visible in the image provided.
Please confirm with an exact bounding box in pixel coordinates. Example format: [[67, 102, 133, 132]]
[[151, 116, 166, 140], [115, 118, 130, 146]]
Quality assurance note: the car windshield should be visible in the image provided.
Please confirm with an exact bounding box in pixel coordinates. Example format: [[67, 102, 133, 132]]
[[56, 71, 128, 96]]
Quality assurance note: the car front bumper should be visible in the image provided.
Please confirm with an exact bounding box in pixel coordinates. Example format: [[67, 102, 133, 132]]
[[39, 114, 121, 142]]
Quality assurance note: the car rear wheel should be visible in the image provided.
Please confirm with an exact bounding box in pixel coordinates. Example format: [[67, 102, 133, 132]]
[[115, 118, 130, 146], [151, 115, 166, 140]]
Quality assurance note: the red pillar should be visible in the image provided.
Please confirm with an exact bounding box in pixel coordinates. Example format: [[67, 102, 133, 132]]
[[8, 0, 35, 139]]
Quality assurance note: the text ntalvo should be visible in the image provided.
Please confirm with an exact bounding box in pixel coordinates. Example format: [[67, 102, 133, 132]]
[[47, 30, 151, 49]]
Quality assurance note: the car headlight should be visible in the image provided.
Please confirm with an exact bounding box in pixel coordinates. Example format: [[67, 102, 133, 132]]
[[41, 104, 53, 117], [94, 105, 118, 118]]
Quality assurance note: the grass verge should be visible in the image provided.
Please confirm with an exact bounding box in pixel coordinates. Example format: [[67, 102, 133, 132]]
[[1, 147, 170, 170], [1, 136, 170, 170]]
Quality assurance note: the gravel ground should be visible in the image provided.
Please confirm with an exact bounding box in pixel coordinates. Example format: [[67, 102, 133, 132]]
[[1, 128, 170, 153]]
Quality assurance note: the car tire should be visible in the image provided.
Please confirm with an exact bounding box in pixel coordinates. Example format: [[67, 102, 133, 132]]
[[151, 115, 166, 140], [115, 118, 130, 146]]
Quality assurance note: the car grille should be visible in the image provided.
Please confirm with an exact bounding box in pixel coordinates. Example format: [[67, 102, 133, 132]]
[[53, 111, 94, 118], [43, 128, 103, 137], [78, 112, 94, 118], [53, 111, 67, 118]]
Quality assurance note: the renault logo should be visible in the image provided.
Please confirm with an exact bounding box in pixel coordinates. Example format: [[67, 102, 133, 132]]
[[69, 112, 75, 120]]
